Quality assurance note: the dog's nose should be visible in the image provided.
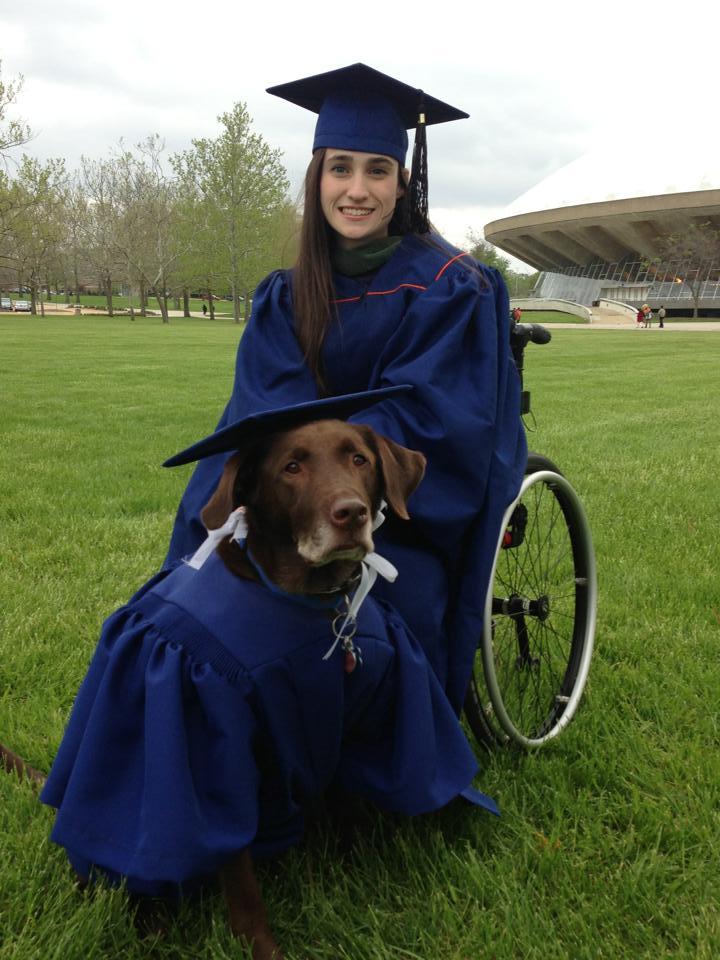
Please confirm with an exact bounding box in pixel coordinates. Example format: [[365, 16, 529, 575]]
[[330, 498, 369, 529]]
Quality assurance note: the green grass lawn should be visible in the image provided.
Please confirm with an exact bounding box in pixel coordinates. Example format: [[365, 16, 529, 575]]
[[1, 317, 720, 958]]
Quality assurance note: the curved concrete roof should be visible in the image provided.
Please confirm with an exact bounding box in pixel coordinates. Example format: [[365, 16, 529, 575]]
[[486, 147, 720, 271]]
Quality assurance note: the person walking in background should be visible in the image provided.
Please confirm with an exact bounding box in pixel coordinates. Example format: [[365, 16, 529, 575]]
[[658, 305, 666, 328]]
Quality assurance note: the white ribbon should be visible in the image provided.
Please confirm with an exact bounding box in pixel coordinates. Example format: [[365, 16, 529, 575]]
[[372, 499, 388, 531], [322, 548, 398, 661], [184, 507, 248, 570]]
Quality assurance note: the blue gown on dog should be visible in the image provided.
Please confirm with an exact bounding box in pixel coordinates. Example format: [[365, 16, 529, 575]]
[[165, 234, 527, 711], [41, 550, 490, 896]]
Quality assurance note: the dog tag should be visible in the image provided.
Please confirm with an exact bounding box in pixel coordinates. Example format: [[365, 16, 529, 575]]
[[344, 649, 357, 673]]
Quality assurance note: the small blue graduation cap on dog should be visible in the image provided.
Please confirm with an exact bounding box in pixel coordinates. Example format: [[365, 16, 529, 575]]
[[163, 385, 413, 467], [266, 63, 468, 232]]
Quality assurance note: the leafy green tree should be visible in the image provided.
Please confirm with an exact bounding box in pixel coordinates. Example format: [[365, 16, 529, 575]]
[[505, 270, 539, 298], [7, 156, 68, 314], [172, 103, 290, 323], [172, 180, 226, 318], [465, 229, 538, 299], [466, 229, 511, 281], [653, 221, 720, 319]]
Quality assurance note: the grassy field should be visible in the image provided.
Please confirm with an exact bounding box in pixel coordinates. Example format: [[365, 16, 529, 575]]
[[1, 316, 719, 959]]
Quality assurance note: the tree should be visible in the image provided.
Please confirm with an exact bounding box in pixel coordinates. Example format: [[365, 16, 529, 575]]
[[58, 177, 92, 304], [505, 270, 539, 298], [111, 137, 183, 324], [79, 139, 183, 323], [172, 103, 290, 323], [465, 229, 538, 298], [172, 180, 226, 319], [79, 155, 123, 315], [466, 229, 511, 281], [6, 156, 67, 314], [0, 62, 32, 158], [653, 221, 720, 319], [0, 64, 35, 270]]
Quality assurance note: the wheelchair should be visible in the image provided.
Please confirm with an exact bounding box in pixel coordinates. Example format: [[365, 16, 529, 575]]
[[465, 322, 597, 749]]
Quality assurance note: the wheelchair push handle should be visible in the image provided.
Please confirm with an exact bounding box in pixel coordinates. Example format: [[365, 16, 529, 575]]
[[512, 322, 552, 347], [510, 321, 551, 415]]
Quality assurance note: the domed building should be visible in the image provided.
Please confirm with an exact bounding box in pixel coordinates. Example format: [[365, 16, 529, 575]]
[[485, 146, 720, 313]]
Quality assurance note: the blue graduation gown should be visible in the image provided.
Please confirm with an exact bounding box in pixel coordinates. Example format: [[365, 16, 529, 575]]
[[165, 234, 527, 712], [41, 552, 486, 896]]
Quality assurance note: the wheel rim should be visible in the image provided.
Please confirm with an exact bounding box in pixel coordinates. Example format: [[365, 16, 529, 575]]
[[479, 470, 596, 748]]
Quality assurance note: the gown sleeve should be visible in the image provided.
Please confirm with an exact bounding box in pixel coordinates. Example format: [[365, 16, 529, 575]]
[[163, 271, 318, 567], [40, 602, 263, 896]]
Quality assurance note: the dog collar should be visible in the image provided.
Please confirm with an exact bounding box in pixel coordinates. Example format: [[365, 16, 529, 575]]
[[321, 550, 398, 670], [244, 546, 341, 611]]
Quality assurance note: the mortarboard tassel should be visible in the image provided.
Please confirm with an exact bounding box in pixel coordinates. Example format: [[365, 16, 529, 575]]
[[409, 101, 430, 234]]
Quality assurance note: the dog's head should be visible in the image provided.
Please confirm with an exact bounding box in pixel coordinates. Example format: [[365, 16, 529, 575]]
[[201, 420, 426, 592]]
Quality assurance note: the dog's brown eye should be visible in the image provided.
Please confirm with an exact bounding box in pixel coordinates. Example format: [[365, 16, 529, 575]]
[[284, 461, 301, 474], [352, 454, 368, 466]]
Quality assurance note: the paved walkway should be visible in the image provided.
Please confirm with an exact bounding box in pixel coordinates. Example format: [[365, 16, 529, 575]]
[[545, 321, 720, 331]]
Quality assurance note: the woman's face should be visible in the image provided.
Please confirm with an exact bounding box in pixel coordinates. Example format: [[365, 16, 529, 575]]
[[320, 150, 406, 249]]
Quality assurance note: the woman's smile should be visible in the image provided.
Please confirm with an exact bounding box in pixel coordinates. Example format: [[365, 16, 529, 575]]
[[339, 206, 374, 218]]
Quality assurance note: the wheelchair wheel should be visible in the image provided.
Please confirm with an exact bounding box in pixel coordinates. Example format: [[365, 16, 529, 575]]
[[465, 453, 597, 749]]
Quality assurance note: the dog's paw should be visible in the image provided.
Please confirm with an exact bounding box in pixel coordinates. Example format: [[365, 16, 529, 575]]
[[249, 929, 284, 960]]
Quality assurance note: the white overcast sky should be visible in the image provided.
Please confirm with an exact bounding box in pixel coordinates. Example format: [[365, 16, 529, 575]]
[[1, 0, 717, 271]]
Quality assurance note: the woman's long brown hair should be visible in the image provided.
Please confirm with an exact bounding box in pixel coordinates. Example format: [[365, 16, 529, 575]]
[[291, 150, 412, 395]]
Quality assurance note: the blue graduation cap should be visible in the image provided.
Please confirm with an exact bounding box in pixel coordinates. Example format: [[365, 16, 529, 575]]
[[163, 384, 413, 467], [267, 62, 468, 165], [266, 63, 469, 231]]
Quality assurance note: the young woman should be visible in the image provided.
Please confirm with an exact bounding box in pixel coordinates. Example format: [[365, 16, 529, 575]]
[[165, 63, 527, 713]]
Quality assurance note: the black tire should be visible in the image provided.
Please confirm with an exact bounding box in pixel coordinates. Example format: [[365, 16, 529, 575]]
[[465, 453, 597, 749]]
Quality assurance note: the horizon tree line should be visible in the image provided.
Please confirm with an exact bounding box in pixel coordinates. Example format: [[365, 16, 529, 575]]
[[0, 65, 297, 324]]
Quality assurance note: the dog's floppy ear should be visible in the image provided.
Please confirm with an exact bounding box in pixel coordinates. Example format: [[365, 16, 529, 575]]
[[370, 432, 426, 520], [200, 453, 244, 530]]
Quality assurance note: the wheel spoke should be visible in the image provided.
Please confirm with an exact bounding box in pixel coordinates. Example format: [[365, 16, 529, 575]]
[[466, 463, 596, 749]]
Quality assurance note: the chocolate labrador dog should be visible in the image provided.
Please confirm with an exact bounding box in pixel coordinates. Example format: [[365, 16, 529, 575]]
[[4, 418, 428, 960], [205, 419, 426, 957]]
